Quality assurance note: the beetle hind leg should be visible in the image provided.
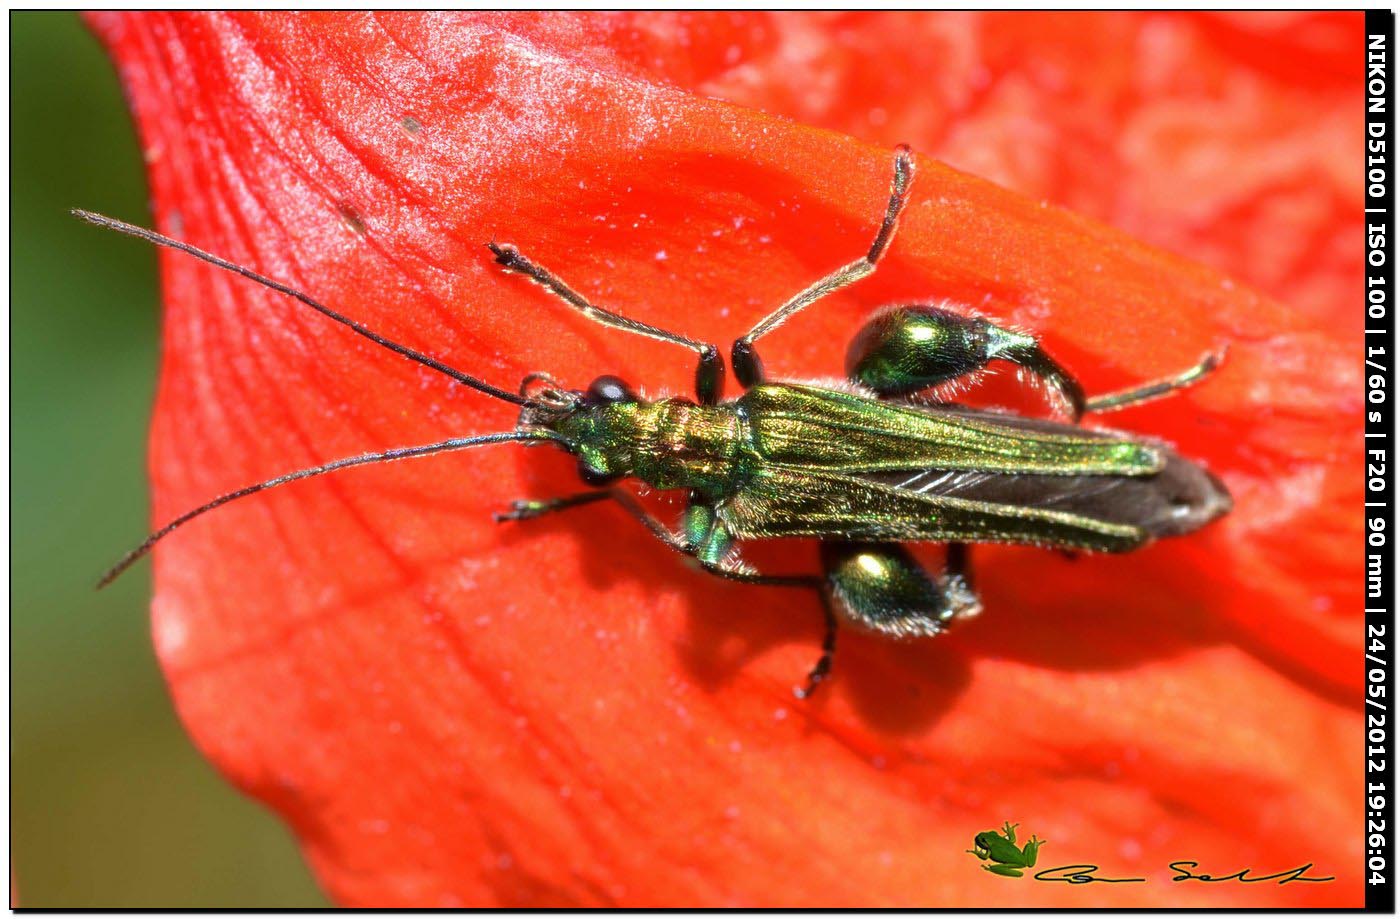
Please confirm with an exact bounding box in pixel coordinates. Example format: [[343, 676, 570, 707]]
[[846, 304, 1088, 418], [848, 305, 1226, 422], [821, 541, 982, 639]]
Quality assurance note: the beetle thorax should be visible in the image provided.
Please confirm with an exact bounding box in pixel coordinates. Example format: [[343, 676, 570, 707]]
[[548, 398, 749, 498]]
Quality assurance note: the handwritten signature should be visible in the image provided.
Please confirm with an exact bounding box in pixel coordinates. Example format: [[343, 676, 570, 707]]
[[1030, 862, 1334, 885], [1032, 864, 1144, 884], [1167, 861, 1335, 885]]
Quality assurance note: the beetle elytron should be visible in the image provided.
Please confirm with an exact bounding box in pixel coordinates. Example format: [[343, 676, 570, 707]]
[[80, 145, 1231, 697]]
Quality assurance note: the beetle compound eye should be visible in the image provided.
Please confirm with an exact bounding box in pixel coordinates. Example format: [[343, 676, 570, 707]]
[[586, 375, 635, 405]]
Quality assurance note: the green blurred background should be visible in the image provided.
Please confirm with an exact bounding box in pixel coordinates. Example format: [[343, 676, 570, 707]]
[[11, 12, 327, 906]]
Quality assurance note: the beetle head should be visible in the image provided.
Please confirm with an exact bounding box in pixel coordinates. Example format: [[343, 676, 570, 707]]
[[515, 373, 644, 486]]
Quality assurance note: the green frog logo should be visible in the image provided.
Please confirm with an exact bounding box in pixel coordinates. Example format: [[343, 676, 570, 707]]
[[967, 821, 1045, 877]]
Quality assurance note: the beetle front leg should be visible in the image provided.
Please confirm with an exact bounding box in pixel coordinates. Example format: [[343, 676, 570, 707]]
[[488, 243, 725, 404], [821, 541, 982, 639], [493, 490, 613, 522], [498, 487, 782, 582]]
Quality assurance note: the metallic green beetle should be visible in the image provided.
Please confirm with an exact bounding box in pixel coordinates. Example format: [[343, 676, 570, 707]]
[[81, 145, 1230, 697]]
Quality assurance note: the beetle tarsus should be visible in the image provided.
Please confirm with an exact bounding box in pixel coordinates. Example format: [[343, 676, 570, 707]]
[[494, 491, 612, 523], [1084, 347, 1228, 414], [795, 597, 840, 699], [866, 143, 915, 263]]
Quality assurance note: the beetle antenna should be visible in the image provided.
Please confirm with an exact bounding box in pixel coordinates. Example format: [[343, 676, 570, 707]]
[[71, 209, 540, 410], [96, 430, 557, 589]]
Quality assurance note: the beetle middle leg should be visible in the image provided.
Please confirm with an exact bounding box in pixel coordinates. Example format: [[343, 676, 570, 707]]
[[731, 145, 916, 388], [496, 488, 839, 697]]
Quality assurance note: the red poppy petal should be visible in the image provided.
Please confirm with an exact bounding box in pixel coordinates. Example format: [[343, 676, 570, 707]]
[[89, 12, 1360, 907]]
